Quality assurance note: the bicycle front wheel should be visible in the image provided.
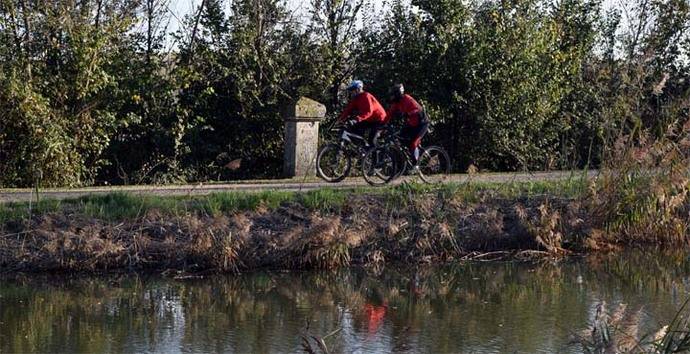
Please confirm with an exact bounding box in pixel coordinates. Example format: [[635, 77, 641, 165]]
[[417, 146, 451, 184], [389, 145, 409, 180], [361, 146, 398, 186], [317, 144, 352, 183]]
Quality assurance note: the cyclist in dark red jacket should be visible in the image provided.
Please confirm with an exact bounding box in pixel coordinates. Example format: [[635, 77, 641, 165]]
[[387, 84, 428, 165], [338, 80, 388, 145]]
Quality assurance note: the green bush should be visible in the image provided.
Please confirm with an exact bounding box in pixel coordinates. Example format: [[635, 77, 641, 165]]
[[1, 0, 688, 187]]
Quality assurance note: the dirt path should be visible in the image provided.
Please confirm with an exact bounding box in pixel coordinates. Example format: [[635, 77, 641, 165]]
[[0, 170, 597, 203]]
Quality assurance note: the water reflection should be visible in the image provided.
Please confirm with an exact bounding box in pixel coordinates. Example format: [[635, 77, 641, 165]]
[[2, 252, 690, 353]]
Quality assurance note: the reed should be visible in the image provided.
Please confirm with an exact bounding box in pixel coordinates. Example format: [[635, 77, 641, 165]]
[[584, 119, 690, 248], [574, 300, 690, 353]]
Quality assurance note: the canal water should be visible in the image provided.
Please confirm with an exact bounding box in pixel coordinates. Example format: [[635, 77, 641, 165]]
[[1, 252, 689, 353]]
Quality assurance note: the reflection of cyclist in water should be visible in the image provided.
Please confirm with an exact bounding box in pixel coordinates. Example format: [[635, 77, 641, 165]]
[[364, 285, 388, 336]]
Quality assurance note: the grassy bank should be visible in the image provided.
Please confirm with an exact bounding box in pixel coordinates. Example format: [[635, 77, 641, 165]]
[[0, 179, 590, 272], [0, 157, 688, 274], [0, 179, 586, 223]]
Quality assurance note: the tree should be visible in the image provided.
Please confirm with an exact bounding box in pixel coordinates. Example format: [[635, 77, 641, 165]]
[[175, 0, 308, 180], [307, 0, 366, 110], [98, 0, 185, 184], [0, 0, 140, 187], [1, 0, 689, 187]]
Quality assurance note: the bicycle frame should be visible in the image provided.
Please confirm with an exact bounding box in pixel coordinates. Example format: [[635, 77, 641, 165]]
[[377, 126, 427, 174], [340, 129, 367, 146], [328, 127, 369, 157]]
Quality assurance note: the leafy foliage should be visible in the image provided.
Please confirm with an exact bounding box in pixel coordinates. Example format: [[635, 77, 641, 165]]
[[0, 0, 689, 187]]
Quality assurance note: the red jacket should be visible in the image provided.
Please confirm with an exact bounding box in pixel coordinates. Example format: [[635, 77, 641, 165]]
[[339, 92, 388, 124], [387, 94, 423, 127]]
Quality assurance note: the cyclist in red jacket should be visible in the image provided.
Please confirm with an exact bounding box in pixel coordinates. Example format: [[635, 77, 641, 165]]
[[387, 84, 428, 165], [338, 80, 388, 146]]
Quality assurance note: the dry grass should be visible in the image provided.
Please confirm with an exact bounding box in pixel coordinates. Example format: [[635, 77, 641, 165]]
[[583, 119, 690, 249], [574, 300, 690, 353], [1, 175, 688, 273], [0, 190, 593, 273], [3, 120, 690, 274]]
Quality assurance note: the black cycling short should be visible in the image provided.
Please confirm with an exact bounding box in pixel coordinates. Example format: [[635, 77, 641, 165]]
[[400, 122, 429, 150]]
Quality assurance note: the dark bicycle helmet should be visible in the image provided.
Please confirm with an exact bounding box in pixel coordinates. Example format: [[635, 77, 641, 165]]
[[389, 83, 405, 102]]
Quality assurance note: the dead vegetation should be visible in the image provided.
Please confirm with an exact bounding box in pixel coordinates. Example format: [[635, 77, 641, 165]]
[[0, 190, 573, 273], [0, 176, 688, 274], [0, 186, 650, 274], [583, 120, 690, 250], [2, 120, 690, 274], [573, 301, 690, 353]]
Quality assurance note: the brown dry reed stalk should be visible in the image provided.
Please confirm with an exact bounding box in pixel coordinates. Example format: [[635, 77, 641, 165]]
[[585, 118, 690, 248], [574, 299, 690, 353]]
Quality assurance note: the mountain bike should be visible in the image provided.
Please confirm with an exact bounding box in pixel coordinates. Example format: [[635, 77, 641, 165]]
[[362, 126, 451, 185], [316, 123, 373, 183]]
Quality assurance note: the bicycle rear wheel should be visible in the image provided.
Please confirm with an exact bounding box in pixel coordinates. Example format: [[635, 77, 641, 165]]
[[317, 144, 352, 183], [361, 146, 398, 186], [417, 146, 451, 184]]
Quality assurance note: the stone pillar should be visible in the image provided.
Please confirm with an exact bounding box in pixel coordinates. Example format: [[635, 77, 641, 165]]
[[283, 97, 327, 177]]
